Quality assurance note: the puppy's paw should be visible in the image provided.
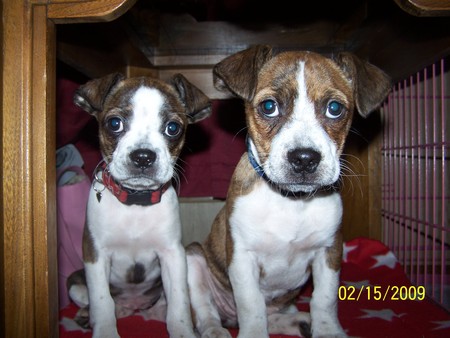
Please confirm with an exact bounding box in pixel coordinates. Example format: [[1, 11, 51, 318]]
[[312, 319, 347, 338], [313, 330, 347, 338], [201, 327, 232, 338], [74, 307, 90, 329], [268, 310, 311, 337], [170, 330, 197, 338], [299, 320, 312, 338], [168, 326, 197, 338], [92, 329, 120, 338]]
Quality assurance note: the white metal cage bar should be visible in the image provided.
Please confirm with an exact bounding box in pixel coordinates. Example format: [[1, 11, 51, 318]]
[[381, 56, 449, 309]]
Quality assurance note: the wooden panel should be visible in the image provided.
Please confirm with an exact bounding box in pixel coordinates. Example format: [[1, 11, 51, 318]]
[[56, 0, 450, 84], [0, 0, 3, 331], [1, 1, 137, 338], [341, 113, 383, 241], [31, 6, 58, 336], [2, 2, 50, 336], [56, 16, 153, 79], [159, 68, 229, 99], [394, 0, 450, 16], [48, 0, 138, 23]]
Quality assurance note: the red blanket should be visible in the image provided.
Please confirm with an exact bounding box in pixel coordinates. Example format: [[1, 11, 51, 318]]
[[59, 237, 450, 337]]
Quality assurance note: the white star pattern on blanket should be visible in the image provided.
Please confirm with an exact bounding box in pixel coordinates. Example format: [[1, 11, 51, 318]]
[[359, 308, 405, 321], [432, 320, 450, 330], [342, 280, 371, 289], [370, 251, 398, 269], [342, 243, 357, 262]]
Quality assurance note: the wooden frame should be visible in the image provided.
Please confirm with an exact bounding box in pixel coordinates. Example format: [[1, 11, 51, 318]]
[[1, 2, 135, 337]]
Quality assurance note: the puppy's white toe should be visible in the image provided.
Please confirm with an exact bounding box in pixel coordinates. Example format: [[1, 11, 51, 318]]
[[201, 327, 232, 338]]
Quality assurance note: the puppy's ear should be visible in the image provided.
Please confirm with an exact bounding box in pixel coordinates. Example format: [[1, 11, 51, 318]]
[[334, 53, 392, 117], [73, 72, 125, 118], [171, 74, 212, 124], [213, 45, 273, 101]]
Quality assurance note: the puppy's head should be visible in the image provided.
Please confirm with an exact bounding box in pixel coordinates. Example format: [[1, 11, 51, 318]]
[[74, 73, 211, 190], [214, 45, 391, 193]]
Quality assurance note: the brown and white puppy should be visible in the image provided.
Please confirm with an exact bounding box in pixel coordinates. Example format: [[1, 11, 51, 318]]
[[186, 45, 391, 338], [67, 73, 211, 338]]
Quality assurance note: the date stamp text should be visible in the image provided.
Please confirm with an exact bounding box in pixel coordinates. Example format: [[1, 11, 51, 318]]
[[338, 285, 426, 301]]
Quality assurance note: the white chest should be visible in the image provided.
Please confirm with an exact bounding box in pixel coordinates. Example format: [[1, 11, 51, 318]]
[[230, 182, 342, 296], [86, 184, 181, 256]]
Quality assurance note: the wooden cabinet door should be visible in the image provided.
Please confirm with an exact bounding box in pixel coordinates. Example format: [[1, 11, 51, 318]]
[[1, 2, 134, 337]]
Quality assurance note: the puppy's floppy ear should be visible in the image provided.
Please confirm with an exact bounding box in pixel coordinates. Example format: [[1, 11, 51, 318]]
[[73, 72, 125, 118], [171, 73, 212, 124], [334, 53, 392, 117], [213, 45, 273, 101]]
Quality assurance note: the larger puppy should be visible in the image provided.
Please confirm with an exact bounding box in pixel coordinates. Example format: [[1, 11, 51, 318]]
[[68, 73, 211, 338], [187, 45, 391, 338]]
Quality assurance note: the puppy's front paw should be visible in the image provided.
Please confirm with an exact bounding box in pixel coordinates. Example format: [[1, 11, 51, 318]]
[[201, 327, 232, 338], [92, 332, 120, 338], [74, 307, 90, 329], [299, 321, 312, 338], [313, 329, 347, 338], [92, 327, 120, 338], [312, 318, 347, 338], [169, 328, 197, 338]]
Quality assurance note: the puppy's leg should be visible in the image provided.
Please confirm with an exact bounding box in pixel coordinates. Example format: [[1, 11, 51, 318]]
[[229, 248, 269, 338], [67, 269, 91, 328], [160, 243, 197, 338], [85, 258, 119, 338], [310, 246, 346, 338], [267, 305, 311, 338], [187, 249, 232, 338]]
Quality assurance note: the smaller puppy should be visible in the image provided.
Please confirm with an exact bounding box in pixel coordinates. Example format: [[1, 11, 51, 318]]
[[68, 72, 211, 338], [186, 45, 391, 338]]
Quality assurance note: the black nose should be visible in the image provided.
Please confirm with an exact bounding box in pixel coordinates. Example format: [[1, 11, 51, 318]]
[[287, 148, 321, 174], [130, 149, 156, 169]]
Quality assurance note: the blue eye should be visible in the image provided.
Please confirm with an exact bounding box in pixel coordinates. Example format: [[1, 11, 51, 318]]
[[260, 99, 279, 118], [107, 117, 124, 133], [325, 101, 344, 119], [165, 121, 182, 137]]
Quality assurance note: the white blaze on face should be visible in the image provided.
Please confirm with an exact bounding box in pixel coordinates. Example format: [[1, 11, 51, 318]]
[[264, 61, 340, 190], [109, 87, 174, 186]]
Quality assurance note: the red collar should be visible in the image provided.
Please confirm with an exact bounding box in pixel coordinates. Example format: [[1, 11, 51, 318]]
[[101, 168, 171, 206]]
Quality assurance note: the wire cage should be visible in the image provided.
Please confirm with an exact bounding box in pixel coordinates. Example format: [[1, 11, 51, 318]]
[[381, 56, 449, 310]]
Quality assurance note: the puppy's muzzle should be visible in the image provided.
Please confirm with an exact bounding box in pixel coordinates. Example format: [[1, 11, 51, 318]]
[[287, 148, 321, 174], [130, 148, 157, 169]]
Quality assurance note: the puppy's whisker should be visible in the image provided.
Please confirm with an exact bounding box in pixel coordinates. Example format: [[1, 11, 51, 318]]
[[172, 171, 181, 194], [339, 155, 365, 197], [172, 163, 187, 194], [233, 126, 248, 142], [349, 127, 369, 144], [341, 153, 365, 170], [174, 160, 188, 184]]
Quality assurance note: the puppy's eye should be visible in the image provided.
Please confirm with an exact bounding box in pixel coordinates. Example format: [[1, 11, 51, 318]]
[[165, 121, 182, 137], [325, 101, 344, 119], [107, 117, 124, 133], [260, 99, 279, 118]]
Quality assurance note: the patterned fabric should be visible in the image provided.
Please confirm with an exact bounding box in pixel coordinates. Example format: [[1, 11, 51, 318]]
[[59, 237, 450, 337]]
